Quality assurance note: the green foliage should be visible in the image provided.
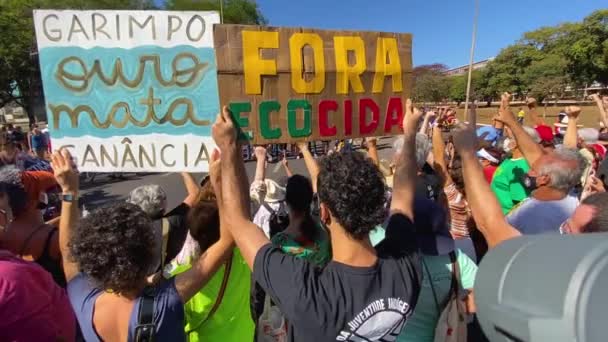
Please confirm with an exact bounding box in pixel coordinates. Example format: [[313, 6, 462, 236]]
[[167, 0, 267, 25], [477, 9, 608, 102], [412, 65, 450, 103]]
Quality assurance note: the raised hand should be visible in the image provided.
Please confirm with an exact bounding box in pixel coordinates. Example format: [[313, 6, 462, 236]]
[[212, 105, 237, 149], [281, 151, 289, 168], [254, 146, 266, 161], [296, 141, 308, 152], [50, 149, 79, 194], [496, 92, 517, 125], [403, 99, 423, 134], [451, 123, 478, 154], [565, 106, 581, 119]]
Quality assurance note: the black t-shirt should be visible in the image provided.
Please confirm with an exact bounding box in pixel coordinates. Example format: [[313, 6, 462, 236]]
[[253, 213, 421, 341], [414, 163, 441, 201]]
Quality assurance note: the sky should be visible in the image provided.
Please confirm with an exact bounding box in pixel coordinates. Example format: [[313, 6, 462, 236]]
[[253, 0, 606, 68]]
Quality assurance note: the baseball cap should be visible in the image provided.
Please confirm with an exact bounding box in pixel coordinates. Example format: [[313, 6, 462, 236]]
[[535, 125, 554, 143], [476, 126, 499, 143]]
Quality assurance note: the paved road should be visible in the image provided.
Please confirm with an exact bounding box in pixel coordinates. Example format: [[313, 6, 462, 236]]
[[80, 138, 398, 210]]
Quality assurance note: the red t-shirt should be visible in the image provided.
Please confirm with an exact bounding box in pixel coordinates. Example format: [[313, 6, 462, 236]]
[[483, 165, 498, 183]]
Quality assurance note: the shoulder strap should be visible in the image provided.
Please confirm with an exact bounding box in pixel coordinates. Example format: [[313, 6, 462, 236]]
[[261, 201, 276, 214], [40, 228, 57, 259], [18, 224, 48, 257], [421, 258, 440, 314], [186, 252, 234, 334], [134, 287, 156, 342], [160, 218, 170, 266], [449, 251, 459, 297]]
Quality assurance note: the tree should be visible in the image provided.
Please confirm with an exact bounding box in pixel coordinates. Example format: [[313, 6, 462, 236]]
[[522, 54, 568, 102], [562, 10, 608, 86], [411, 64, 449, 103], [167, 0, 267, 25]]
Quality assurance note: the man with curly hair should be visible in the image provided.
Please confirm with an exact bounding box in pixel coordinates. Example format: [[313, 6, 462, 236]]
[[211, 100, 423, 342]]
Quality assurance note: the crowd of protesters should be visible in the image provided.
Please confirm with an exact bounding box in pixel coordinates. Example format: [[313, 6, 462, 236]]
[[0, 93, 608, 341]]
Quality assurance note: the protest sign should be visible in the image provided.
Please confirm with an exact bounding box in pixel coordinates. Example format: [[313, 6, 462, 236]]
[[214, 25, 412, 144], [33, 10, 220, 172]]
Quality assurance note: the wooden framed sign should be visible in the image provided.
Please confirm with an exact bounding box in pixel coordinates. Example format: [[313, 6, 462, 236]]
[[214, 24, 413, 144]]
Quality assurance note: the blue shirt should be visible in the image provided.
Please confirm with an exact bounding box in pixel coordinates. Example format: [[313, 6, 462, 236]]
[[67, 273, 185, 341], [31, 133, 47, 150]]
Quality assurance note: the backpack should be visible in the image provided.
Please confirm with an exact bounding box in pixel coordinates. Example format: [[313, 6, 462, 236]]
[[262, 202, 289, 238], [424, 252, 468, 342]]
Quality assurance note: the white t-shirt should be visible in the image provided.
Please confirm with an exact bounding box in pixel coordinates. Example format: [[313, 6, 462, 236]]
[[507, 195, 578, 235]]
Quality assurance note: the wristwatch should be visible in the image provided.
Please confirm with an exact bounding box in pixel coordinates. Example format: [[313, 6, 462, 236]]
[[61, 193, 78, 203]]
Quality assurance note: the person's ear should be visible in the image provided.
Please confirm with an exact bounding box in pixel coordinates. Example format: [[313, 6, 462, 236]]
[[537, 174, 551, 187], [320, 202, 332, 226]]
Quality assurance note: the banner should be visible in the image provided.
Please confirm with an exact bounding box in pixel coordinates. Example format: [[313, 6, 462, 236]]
[[214, 25, 413, 144], [33, 10, 220, 172]]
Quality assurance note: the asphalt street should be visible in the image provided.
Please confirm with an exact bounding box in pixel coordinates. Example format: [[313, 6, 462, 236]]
[[80, 138, 397, 210]]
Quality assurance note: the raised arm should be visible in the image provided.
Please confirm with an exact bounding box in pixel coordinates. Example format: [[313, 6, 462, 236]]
[[419, 111, 435, 136], [591, 94, 608, 129], [563, 106, 581, 149], [214, 106, 270, 269], [497, 93, 544, 165], [50, 149, 80, 282], [296, 141, 320, 193], [281, 152, 294, 178], [432, 125, 452, 186], [180, 172, 200, 207], [451, 124, 521, 248], [175, 149, 235, 302], [390, 99, 423, 220], [366, 137, 379, 167], [253, 146, 267, 182], [526, 97, 545, 126]]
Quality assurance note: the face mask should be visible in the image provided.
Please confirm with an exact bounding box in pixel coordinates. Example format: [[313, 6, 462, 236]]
[[523, 174, 537, 190], [502, 138, 513, 153]]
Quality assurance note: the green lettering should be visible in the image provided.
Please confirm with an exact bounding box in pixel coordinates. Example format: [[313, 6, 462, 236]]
[[287, 99, 312, 138], [259, 100, 282, 139], [228, 102, 252, 141]]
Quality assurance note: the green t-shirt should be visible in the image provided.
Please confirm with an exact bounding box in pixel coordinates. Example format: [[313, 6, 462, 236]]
[[271, 226, 331, 267], [490, 158, 531, 214], [397, 250, 478, 342], [170, 249, 254, 342]]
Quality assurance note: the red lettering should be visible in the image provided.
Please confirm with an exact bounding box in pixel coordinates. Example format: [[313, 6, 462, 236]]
[[318, 100, 338, 137], [359, 98, 379, 135], [384, 97, 404, 133], [344, 100, 353, 136]]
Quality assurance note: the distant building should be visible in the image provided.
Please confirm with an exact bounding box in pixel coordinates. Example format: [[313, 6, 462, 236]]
[[444, 57, 495, 76]]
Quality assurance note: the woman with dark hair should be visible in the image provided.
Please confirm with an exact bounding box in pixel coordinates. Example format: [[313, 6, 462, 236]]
[[168, 198, 254, 341], [271, 175, 330, 266], [51, 149, 234, 341], [0, 166, 63, 286]]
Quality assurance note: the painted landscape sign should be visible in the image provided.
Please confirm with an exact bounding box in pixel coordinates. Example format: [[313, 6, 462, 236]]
[[214, 25, 413, 144], [33, 10, 220, 172]]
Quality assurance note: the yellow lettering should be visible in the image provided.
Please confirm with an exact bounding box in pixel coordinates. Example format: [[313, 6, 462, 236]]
[[289, 33, 325, 93], [242, 30, 279, 94], [372, 37, 403, 93], [334, 36, 366, 94]]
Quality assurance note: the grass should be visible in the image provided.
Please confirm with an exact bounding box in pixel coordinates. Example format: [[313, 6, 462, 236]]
[[454, 105, 602, 128]]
